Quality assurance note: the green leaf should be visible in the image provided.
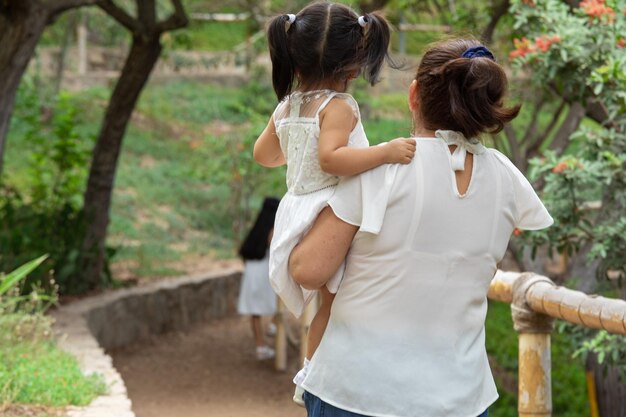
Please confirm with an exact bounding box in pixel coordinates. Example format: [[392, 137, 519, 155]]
[[0, 255, 49, 296]]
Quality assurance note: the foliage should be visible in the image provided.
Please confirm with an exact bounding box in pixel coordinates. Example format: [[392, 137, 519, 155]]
[[509, 0, 626, 376], [0, 78, 108, 294], [509, 0, 626, 288], [557, 321, 626, 384], [1, 257, 53, 351], [509, 0, 626, 113], [0, 259, 106, 408]]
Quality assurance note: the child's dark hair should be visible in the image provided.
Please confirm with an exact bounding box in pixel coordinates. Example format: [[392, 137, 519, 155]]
[[267, 2, 393, 100], [238, 197, 280, 260], [414, 38, 520, 139]]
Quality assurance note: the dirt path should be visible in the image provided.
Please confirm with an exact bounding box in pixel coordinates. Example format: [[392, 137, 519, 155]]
[[111, 315, 307, 417]]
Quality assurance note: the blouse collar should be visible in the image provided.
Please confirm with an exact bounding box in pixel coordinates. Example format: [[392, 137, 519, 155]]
[[435, 130, 486, 171]]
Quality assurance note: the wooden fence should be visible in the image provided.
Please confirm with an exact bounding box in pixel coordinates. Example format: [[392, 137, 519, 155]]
[[488, 271, 625, 417]]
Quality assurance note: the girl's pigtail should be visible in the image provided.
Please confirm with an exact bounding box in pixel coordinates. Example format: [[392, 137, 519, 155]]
[[267, 14, 296, 101], [361, 12, 391, 85]]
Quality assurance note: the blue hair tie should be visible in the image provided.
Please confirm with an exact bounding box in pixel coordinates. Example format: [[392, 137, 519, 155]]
[[461, 46, 496, 61]]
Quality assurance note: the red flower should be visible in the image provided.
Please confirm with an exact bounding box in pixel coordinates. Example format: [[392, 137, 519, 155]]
[[618, 38, 626, 48], [522, 0, 536, 6], [552, 161, 568, 174], [535, 35, 561, 52], [513, 228, 523, 237], [510, 37, 536, 59], [580, 0, 616, 23]]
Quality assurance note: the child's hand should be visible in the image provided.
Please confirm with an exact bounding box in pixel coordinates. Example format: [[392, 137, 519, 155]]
[[384, 138, 416, 164]]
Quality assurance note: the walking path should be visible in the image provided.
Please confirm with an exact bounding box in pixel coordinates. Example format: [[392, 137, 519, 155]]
[[111, 315, 306, 417]]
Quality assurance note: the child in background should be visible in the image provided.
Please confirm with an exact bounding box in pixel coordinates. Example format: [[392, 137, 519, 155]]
[[253, 2, 415, 405], [237, 197, 280, 361]]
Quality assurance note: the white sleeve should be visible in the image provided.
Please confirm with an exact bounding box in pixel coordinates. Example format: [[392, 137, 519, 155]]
[[492, 150, 553, 230], [328, 162, 399, 234]]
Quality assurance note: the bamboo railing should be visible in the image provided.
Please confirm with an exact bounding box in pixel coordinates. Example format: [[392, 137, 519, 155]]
[[488, 271, 626, 417]]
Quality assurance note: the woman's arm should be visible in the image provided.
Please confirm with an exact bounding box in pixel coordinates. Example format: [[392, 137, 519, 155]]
[[318, 99, 416, 176], [288, 206, 358, 290], [253, 117, 286, 167]]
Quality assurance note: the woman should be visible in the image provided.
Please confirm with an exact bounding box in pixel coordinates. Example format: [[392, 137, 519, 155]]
[[288, 38, 553, 417]]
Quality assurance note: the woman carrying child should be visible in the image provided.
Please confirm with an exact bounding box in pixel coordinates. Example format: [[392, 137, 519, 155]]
[[254, 1, 415, 406]]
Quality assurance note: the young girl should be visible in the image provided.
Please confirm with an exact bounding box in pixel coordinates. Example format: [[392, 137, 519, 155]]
[[253, 1, 415, 405], [237, 197, 280, 360]]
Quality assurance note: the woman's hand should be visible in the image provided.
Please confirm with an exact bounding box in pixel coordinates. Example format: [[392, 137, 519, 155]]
[[383, 138, 416, 164]]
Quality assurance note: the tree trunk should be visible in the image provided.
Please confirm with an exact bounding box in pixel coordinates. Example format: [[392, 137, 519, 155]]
[[80, 35, 162, 289], [587, 354, 626, 417], [0, 3, 49, 174]]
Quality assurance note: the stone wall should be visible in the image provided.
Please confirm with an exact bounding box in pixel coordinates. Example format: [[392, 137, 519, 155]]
[[52, 269, 242, 417]]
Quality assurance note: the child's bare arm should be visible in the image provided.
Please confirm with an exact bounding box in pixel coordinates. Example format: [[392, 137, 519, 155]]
[[253, 117, 286, 167], [318, 99, 416, 176]]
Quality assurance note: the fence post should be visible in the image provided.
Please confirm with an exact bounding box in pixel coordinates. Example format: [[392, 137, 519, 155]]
[[511, 273, 556, 417], [275, 297, 287, 371]]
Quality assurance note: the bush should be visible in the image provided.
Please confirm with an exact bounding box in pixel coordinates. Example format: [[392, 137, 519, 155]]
[[0, 79, 113, 294], [509, 0, 626, 382]]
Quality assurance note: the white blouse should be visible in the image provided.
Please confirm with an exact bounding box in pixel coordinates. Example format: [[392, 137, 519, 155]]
[[301, 132, 553, 417]]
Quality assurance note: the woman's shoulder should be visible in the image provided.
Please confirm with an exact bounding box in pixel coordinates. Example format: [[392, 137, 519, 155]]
[[486, 148, 528, 189], [486, 148, 524, 177]]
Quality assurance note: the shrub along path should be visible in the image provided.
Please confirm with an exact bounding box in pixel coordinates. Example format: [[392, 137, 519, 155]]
[[111, 314, 306, 417]]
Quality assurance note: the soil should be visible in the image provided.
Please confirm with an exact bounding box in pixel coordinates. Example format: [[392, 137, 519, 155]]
[[111, 315, 307, 417], [1, 405, 65, 417]]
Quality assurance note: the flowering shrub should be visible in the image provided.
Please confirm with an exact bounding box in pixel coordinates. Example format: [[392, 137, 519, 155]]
[[509, 0, 626, 379], [509, 0, 625, 285]]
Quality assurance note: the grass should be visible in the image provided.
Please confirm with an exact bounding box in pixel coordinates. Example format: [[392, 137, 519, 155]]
[[0, 341, 106, 407], [184, 21, 251, 51], [0, 261, 106, 412]]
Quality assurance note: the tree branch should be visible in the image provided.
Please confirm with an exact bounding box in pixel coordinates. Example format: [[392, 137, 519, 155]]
[[155, 0, 188, 34], [585, 99, 612, 127], [529, 99, 566, 157], [504, 123, 525, 170], [481, 0, 510, 44], [97, 0, 138, 32], [137, 0, 155, 26], [549, 101, 585, 155], [522, 95, 545, 145], [43, 0, 97, 16]]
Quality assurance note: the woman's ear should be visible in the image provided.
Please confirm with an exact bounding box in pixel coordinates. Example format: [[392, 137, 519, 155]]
[[408, 80, 419, 113]]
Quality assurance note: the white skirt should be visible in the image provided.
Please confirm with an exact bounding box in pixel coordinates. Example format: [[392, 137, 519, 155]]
[[237, 256, 277, 316], [269, 187, 345, 318]]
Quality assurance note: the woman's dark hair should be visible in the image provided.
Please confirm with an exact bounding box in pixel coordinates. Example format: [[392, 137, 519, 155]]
[[414, 38, 521, 139], [267, 2, 393, 100], [238, 197, 280, 260]]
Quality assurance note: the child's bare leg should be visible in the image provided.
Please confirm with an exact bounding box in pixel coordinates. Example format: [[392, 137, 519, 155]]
[[293, 286, 335, 406], [306, 286, 335, 359], [250, 315, 264, 348]]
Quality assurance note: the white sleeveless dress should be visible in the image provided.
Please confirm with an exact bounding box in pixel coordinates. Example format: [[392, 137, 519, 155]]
[[269, 90, 369, 317]]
